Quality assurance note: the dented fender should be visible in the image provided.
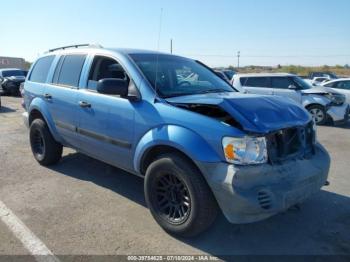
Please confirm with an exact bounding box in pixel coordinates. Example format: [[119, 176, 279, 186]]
[[133, 125, 221, 173], [302, 94, 331, 108]]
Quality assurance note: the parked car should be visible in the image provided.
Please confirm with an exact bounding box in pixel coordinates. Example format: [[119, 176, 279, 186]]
[[214, 70, 231, 83], [0, 68, 27, 96], [23, 45, 330, 237], [232, 73, 349, 125], [214, 69, 236, 83], [311, 76, 331, 86], [309, 72, 338, 80], [322, 78, 350, 104]]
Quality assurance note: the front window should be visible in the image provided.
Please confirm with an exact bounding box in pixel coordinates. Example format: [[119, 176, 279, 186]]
[[2, 70, 26, 77], [130, 54, 235, 98], [292, 76, 312, 90]]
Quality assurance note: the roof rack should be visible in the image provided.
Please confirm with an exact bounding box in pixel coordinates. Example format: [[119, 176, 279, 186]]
[[47, 44, 103, 53]]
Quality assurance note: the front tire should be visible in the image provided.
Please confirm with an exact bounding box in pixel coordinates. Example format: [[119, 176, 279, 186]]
[[144, 153, 218, 237], [30, 119, 63, 166], [307, 105, 327, 125]]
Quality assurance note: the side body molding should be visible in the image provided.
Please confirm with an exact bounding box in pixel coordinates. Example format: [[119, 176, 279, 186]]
[[133, 125, 222, 173]]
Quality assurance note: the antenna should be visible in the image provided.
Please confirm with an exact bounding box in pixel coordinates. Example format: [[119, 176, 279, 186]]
[[154, 8, 163, 98]]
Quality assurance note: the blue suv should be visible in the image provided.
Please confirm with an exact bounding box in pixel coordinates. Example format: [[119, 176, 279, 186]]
[[23, 44, 330, 237]]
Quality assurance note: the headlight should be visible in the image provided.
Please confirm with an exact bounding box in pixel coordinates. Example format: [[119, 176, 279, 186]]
[[325, 93, 345, 105], [222, 136, 268, 165]]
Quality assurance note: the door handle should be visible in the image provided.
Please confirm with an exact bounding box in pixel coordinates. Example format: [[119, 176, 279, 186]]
[[44, 94, 52, 100], [79, 101, 91, 108]]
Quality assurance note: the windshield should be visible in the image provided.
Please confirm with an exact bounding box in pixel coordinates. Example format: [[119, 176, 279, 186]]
[[293, 76, 312, 90], [2, 70, 26, 77], [130, 54, 235, 98]]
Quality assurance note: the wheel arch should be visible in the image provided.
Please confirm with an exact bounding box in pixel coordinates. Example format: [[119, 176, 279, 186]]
[[28, 98, 62, 142], [140, 145, 201, 176], [134, 125, 222, 175], [305, 103, 326, 110]]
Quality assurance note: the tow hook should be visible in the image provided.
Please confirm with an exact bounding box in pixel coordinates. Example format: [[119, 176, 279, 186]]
[[324, 181, 330, 186]]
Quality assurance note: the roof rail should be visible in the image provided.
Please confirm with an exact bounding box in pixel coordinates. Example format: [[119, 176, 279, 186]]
[[47, 44, 103, 53]]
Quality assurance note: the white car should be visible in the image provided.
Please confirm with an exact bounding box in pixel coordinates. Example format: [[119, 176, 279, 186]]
[[232, 73, 349, 125], [322, 78, 350, 104], [311, 77, 331, 86]]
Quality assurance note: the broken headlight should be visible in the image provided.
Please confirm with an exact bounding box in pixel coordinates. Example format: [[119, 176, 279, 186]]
[[222, 136, 268, 165], [324, 93, 345, 106]]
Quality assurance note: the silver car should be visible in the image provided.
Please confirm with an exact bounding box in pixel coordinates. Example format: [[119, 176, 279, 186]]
[[322, 78, 350, 104], [232, 73, 349, 125]]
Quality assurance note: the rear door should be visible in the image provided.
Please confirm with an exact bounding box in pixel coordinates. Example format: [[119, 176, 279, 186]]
[[271, 77, 302, 104], [45, 54, 87, 148], [25, 55, 56, 108], [240, 77, 272, 95]]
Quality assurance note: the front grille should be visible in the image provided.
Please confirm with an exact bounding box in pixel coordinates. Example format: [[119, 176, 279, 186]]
[[266, 122, 315, 163]]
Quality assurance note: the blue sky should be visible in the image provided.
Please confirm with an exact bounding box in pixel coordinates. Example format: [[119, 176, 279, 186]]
[[1, 0, 349, 67]]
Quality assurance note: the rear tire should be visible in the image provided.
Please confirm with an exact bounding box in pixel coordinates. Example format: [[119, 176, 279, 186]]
[[307, 105, 327, 125], [30, 119, 63, 166], [144, 153, 218, 237]]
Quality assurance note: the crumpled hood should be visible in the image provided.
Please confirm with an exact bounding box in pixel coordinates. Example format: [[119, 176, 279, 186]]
[[302, 85, 340, 95], [167, 92, 311, 134]]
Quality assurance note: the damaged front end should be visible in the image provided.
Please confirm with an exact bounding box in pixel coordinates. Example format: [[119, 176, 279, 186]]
[[170, 102, 243, 130], [167, 93, 316, 164], [167, 93, 330, 224], [266, 121, 316, 164]]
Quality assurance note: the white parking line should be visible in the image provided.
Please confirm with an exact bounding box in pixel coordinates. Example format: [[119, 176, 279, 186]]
[[0, 200, 60, 262]]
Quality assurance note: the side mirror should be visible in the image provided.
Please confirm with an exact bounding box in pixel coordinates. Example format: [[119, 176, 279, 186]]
[[288, 85, 297, 90], [97, 78, 128, 97]]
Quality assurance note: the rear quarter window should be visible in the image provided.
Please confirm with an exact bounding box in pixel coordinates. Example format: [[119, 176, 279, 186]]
[[29, 56, 55, 83]]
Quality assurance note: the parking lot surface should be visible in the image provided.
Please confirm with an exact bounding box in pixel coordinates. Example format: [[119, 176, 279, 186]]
[[0, 96, 349, 258]]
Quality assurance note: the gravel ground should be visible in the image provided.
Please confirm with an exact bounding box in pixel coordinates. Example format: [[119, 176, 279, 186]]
[[0, 96, 349, 259]]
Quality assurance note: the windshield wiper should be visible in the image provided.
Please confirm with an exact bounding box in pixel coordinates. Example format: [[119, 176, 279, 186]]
[[163, 92, 195, 98], [164, 89, 232, 98], [196, 89, 232, 94]]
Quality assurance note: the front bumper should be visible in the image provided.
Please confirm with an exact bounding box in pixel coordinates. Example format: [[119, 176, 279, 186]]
[[196, 143, 330, 224], [327, 103, 349, 122]]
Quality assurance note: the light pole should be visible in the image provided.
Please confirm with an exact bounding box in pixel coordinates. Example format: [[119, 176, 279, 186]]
[[237, 51, 240, 69], [170, 39, 173, 54]]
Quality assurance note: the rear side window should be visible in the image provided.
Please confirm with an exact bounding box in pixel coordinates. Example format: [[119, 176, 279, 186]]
[[55, 55, 86, 87], [324, 82, 334, 87], [271, 77, 294, 89], [29, 56, 55, 83], [335, 81, 350, 90], [241, 77, 270, 88]]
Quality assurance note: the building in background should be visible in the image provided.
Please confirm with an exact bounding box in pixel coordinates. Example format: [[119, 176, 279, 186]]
[[0, 56, 26, 70]]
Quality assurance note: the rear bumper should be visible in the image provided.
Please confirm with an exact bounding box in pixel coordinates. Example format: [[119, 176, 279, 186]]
[[327, 103, 349, 122], [196, 143, 330, 224]]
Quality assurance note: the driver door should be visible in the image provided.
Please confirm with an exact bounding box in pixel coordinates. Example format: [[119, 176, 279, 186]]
[[77, 55, 135, 171], [272, 77, 302, 104]]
